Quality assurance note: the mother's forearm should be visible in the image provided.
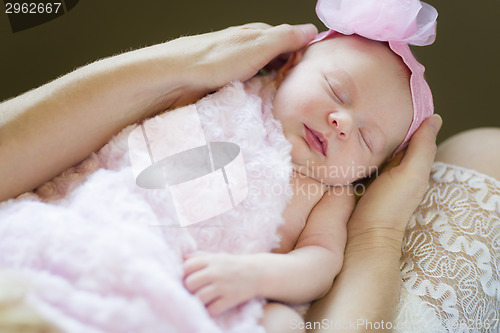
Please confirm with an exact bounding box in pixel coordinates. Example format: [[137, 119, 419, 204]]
[[305, 229, 404, 332], [0, 42, 200, 201], [0, 24, 318, 201]]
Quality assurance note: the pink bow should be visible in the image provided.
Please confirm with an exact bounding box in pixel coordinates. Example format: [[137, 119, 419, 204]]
[[316, 0, 437, 46]]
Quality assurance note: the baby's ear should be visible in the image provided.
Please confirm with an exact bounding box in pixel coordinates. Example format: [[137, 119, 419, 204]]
[[275, 50, 304, 86], [291, 49, 304, 66], [263, 50, 304, 73]]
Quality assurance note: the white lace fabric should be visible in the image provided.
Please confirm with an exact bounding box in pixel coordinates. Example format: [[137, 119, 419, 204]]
[[397, 162, 500, 332]]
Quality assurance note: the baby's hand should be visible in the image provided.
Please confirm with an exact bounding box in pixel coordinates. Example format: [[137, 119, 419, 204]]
[[183, 252, 259, 316]]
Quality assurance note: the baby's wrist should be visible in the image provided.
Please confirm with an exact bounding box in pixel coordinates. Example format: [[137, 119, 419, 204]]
[[243, 254, 273, 299]]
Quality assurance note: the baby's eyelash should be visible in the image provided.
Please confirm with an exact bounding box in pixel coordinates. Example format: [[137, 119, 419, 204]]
[[359, 129, 372, 152], [325, 76, 343, 104]]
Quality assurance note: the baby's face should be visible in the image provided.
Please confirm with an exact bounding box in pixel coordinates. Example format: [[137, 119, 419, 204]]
[[272, 35, 413, 186]]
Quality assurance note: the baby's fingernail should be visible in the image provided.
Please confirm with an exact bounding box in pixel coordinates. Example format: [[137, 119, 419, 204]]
[[429, 114, 442, 134]]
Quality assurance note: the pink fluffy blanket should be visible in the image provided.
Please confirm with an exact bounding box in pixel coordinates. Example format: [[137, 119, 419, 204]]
[[0, 76, 293, 333]]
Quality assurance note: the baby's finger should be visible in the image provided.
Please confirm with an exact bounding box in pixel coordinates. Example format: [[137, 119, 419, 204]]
[[183, 257, 208, 277], [206, 297, 236, 317], [195, 284, 220, 306], [184, 269, 211, 293]]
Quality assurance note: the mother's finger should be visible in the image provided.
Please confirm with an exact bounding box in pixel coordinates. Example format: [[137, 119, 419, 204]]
[[262, 24, 318, 54], [241, 22, 273, 30], [400, 114, 442, 174]]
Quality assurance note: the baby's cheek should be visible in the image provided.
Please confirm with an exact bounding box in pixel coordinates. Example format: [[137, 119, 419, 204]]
[[288, 137, 310, 163], [332, 161, 376, 185]]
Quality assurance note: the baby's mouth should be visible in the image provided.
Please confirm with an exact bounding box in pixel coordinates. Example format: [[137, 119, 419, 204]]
[[304, 125, 327, 156]]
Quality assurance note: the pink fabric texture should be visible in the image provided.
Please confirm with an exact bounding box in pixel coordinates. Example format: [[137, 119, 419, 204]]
[[313, 0, 438, 154], [0, 77, 293, 333]]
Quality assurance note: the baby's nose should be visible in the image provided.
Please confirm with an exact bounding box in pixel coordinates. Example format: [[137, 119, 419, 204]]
[[328, 112, 352, 140]]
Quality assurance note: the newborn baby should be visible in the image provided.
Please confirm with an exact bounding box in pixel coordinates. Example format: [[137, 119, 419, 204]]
[[183, 1, 437, 331]]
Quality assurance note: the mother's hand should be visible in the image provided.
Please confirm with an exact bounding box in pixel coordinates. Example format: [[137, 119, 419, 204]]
[[306, 114, 442, 332], [170, 23, 318, 99], [0, 23, 317, 201], [348, 114, 443, 246]]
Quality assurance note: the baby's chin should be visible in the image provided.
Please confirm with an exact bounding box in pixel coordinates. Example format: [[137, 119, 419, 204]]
[[290, 149, 374, 186]]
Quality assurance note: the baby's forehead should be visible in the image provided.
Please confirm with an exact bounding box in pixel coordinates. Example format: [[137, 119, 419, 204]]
[[305, 35, 409, 86], [306, 35, 397, 64], [307, 35, 410, 88], [305, 34, 412, 78]]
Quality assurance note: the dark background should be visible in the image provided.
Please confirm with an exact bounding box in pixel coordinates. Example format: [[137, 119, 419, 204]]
[[1, 0, 499, 143]]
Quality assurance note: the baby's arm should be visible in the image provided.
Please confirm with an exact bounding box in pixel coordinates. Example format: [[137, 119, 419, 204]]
[[183, 187, 355, 316], [254, 186, 355, 302]]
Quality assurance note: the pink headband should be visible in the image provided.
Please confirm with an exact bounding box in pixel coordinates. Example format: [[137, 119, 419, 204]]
[[311, 0, 438, 154]]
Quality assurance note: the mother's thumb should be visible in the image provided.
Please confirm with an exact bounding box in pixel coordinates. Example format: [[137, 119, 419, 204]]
[[401, 114, 442, 172]]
